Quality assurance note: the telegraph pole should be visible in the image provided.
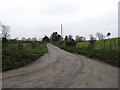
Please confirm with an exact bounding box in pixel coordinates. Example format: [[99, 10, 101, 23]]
[[61, 24, 63, 41]]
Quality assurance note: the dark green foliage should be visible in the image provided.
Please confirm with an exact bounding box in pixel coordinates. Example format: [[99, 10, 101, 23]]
[[64, 35, 68, 41], [50, 32, 61, 42], [65, 41, 76, 46], [42, 35, 49, 42], [31, 42, 40, 49], [53, 43, 119, 67], [2, 37, 8, 43], [2, 42, 47, 71]]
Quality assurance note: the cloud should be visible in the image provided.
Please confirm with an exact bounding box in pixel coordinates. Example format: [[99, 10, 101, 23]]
[[0, 0, 119, 39]]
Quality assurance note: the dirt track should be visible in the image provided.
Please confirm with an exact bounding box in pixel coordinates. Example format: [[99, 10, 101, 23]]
[[2, 43, 118, 88]]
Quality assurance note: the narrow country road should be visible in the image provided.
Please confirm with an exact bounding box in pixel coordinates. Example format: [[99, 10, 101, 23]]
[[2, 43, 118, 88]]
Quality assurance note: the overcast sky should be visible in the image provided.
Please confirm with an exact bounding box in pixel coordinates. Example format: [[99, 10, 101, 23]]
[[0, 0, 119, 40]]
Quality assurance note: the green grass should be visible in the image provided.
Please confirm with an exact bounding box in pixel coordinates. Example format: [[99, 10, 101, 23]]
[[94, 38, 119, 50], [76, 42, 90, 48], [2, 43, 47, 71], [76, 38, 120, 51], [53, 43, 119, 67]]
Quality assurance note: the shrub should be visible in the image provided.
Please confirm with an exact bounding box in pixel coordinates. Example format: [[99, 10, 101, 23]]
[[65, 41, 76, 46]]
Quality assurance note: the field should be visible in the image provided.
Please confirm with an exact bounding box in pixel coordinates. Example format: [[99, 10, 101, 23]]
[[53, 38, 120, 67], [94, 38, 119, 50], [76, 38, 120, 51], [2, 41, 47, 71]]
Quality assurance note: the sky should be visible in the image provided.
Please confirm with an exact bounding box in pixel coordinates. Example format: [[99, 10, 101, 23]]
[[0, 0, 119, 40]]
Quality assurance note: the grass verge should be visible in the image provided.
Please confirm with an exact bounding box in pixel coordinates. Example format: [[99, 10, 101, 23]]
[[2, 43, 47, 71], [53, 43, 119, 67]]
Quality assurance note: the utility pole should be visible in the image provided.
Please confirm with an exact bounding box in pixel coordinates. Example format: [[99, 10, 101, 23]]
[[61, 24, 63, 37], [61, 24, 63, 41]]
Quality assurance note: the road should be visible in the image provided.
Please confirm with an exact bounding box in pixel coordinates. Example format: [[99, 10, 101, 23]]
[[2, 43, 118, 88]]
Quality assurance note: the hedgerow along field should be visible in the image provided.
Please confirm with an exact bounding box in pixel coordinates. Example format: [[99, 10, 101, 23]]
[[53, 38, 120, 67], [2, 41, 47, 71]]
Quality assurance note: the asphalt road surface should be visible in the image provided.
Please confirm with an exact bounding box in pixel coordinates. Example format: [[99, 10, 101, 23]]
[[2, 43, 118, 88]]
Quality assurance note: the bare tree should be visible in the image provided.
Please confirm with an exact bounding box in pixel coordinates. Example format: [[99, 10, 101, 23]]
[[89, 34, 96, 41], [31, 37, 37, 41], [75, 35, 86, 42], [96, 33, 105, 40], [75, 35, 80, 42], [2, 25, 10, 39], [21, 37, 26, 41]]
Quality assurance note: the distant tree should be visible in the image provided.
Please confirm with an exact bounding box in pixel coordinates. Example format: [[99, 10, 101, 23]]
[[64, 35, 68, 41], [89, 34, 96, 41], [64, 35, 76, 46], [68, 35, 73, 41], [42, 35, 49, 42], [14, 37, 19, 40], [50, 32, 61, 42], [12, 37, 19, 42], [21, 37, 26, 41], [96, 33, 105, 40], [27, 38, 31, 42], [67, 35, 74, 41], [75, 35, 86, 42], [2, 25, 10, 40], [107, 32, 111, 39], [38, 38, 42, 41], [75, 35, 80, 42], [31, 37, 37, 41], [79, 36, 86, 41], [57, 35, 61, 41]]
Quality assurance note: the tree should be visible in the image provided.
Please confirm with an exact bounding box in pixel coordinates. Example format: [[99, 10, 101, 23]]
[[68, 35, 72, 41], [2, 25, 10, 40], [68, 35, 74, 41], [89, 34, 96, 41], [42, 35, 49, 42], [107, 32, 111, 39], [26, 38, 31, 42], [75, 35, 80, 42], [64, 35, 68, 41], [31, 37, 37, 41], [79, 36, 86, 41], [75, 35, 86, 42], [50, 32, 61, 42], [96, 33, 105, 40], [21, 37, 26, 41]]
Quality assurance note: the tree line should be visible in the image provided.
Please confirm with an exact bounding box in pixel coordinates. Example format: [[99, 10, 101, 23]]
[[0, 22, 111, 43], [42, 32, 111, 42]]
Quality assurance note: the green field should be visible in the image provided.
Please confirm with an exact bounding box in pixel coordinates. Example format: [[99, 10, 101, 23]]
[[76, 42, 89, 49], [94, 38, 119, 50], [76, 38, 120, 51], [2, 42, 47, 71]]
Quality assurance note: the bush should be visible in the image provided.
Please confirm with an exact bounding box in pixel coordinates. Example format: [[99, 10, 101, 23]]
[[65, 41, 76, 46]]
